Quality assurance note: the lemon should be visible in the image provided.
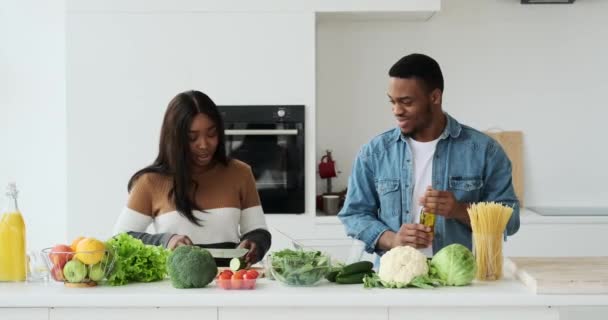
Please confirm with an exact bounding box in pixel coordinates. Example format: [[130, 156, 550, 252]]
[[75, 238, 106, 265], [70, 236, 85, 252]]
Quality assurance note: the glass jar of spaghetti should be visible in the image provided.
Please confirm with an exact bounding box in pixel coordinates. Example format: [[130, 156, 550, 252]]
[[468, 202, 513, 281]]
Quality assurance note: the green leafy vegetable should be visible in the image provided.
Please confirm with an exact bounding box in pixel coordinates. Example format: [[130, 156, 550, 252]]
[[363, 272, 382, 288], [270, 249, 331, 286], [105, 233, 170, 286], [431, 243, 476, 286]]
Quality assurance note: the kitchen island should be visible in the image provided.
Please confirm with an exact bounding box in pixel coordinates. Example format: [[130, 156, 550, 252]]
[[1, 276, 607, 320]]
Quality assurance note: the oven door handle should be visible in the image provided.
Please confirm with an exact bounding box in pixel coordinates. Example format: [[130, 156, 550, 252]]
[[225, 129, 298, 136]]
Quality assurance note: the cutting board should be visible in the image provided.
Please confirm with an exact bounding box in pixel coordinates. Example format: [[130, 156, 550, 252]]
[[506, 257, 608, 294], [484, 130, 524, 207]]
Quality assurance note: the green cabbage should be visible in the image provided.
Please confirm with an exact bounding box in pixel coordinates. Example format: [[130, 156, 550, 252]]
[[430, 243, 476, 286]]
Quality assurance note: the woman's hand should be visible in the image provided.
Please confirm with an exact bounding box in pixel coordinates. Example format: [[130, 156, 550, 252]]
[[238, 239, 259, 267], [167, 234, 193, 250]]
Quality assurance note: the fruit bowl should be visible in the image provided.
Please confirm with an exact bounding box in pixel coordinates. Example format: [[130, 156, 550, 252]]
[[41, 247, 115, 287]]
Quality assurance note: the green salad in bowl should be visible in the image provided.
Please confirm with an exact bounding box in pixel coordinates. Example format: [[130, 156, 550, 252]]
[[267, 249, 331, 286]]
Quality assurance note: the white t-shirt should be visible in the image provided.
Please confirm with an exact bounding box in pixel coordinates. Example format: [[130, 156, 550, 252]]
[[407, 137, 439, 257]]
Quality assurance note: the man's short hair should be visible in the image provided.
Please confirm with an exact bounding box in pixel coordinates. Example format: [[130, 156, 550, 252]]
[[389, 53, 444, 93]]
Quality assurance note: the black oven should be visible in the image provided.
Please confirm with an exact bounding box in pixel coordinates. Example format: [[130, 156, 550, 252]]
[[219, 105, 305, 214]]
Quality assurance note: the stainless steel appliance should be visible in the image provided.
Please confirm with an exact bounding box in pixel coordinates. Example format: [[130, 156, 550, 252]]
[[219, 105, 305, 214]]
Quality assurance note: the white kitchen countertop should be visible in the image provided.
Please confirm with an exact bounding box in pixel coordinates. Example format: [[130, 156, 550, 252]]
[[2, 276, 608, 308]]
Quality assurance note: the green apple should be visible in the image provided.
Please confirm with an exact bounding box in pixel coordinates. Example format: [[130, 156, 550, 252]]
[[88, 263, 105, 282], [63, 260, 87, 283]]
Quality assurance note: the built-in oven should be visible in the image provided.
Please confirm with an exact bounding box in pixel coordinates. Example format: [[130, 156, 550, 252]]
[[219, 105, 305, 214]]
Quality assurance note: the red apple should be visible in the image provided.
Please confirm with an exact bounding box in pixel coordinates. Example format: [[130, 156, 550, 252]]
[[51, 265, 64, 281], [49, 244, 73, 269]]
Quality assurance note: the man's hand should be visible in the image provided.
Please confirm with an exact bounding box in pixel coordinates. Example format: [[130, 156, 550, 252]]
[[167, 234, 193, 250], [238, 239, 259, 267], [419, 186, 470, 225], [378, 224, 433, 250]]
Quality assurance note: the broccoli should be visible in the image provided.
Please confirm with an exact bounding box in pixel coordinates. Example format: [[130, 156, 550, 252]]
[[167, 245, 218, 289]]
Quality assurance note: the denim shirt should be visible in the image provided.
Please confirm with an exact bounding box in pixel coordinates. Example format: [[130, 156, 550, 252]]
[[338, 114, 520, 255]]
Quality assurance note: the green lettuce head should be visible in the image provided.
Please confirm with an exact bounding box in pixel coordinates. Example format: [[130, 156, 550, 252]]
[[431, 243, 476, 286]]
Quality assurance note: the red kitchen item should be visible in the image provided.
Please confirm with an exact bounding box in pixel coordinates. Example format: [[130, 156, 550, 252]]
[[318, 151, 337, 178]]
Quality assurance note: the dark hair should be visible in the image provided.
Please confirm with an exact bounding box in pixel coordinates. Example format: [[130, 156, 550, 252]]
[[388, 53, 444, 93], [128, 90, 228, 226]]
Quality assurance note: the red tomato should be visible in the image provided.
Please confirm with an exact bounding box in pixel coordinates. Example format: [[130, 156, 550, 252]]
[[245, 270, 259, 279], [218, 272, 232, 280], [221, 270, 233, 277], [231, 271, 244, 289], [235, 269, 247, 277]]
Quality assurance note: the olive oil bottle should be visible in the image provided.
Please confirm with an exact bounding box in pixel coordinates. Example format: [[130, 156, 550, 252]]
[[419, 207, 436, 236]]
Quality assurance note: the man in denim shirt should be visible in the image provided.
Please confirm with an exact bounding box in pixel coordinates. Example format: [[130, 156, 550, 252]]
[[338, 54, 520, 256]]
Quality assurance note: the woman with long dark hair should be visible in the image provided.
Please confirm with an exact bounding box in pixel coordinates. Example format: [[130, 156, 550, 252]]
[[113, 90, 271, 265]]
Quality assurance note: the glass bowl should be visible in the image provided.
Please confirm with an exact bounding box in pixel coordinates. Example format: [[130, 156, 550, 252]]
[[41, 247, 115, 287], [266, 251, 331, 286]]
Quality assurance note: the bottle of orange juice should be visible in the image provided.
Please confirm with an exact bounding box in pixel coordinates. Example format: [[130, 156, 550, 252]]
[[0, 182, 26, 282]]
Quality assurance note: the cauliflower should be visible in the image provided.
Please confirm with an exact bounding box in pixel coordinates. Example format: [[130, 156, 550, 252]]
[[378, 246, 429, 287]]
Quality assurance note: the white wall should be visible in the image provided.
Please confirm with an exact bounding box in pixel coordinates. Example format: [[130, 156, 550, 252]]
[[0, 0, 67, 250], [66, 11, 316, 242], [317, 0, 608, 207], [4, 0, 607, 254]]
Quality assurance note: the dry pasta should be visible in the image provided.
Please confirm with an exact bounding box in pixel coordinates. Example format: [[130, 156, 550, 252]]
[[468, 202, 513, 281]]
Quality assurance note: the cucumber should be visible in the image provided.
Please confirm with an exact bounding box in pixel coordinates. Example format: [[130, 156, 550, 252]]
[[336, 271, 374, 284], [326, 270, 340, 282], [230, 257, 246, 271], [340, 261, 373, 276]]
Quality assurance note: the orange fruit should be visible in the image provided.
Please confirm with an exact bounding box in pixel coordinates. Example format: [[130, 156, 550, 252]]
[[71, 236, 85, 252], [75, 238, 106, 265]]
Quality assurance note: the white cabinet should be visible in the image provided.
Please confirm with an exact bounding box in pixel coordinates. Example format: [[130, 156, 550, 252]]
[[220, 307, 386, 320], [557, 306, 608, 320], [389, 307, 558, 320], [0, 308, 48, 320], [50, 308, 216, 320], [504, 223, 608, 257]]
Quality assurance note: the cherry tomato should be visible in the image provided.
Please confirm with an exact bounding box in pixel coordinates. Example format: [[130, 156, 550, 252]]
[[231, 271, 244, 289], [218, 272, 232, 280], [245, 270, 259, 279]]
